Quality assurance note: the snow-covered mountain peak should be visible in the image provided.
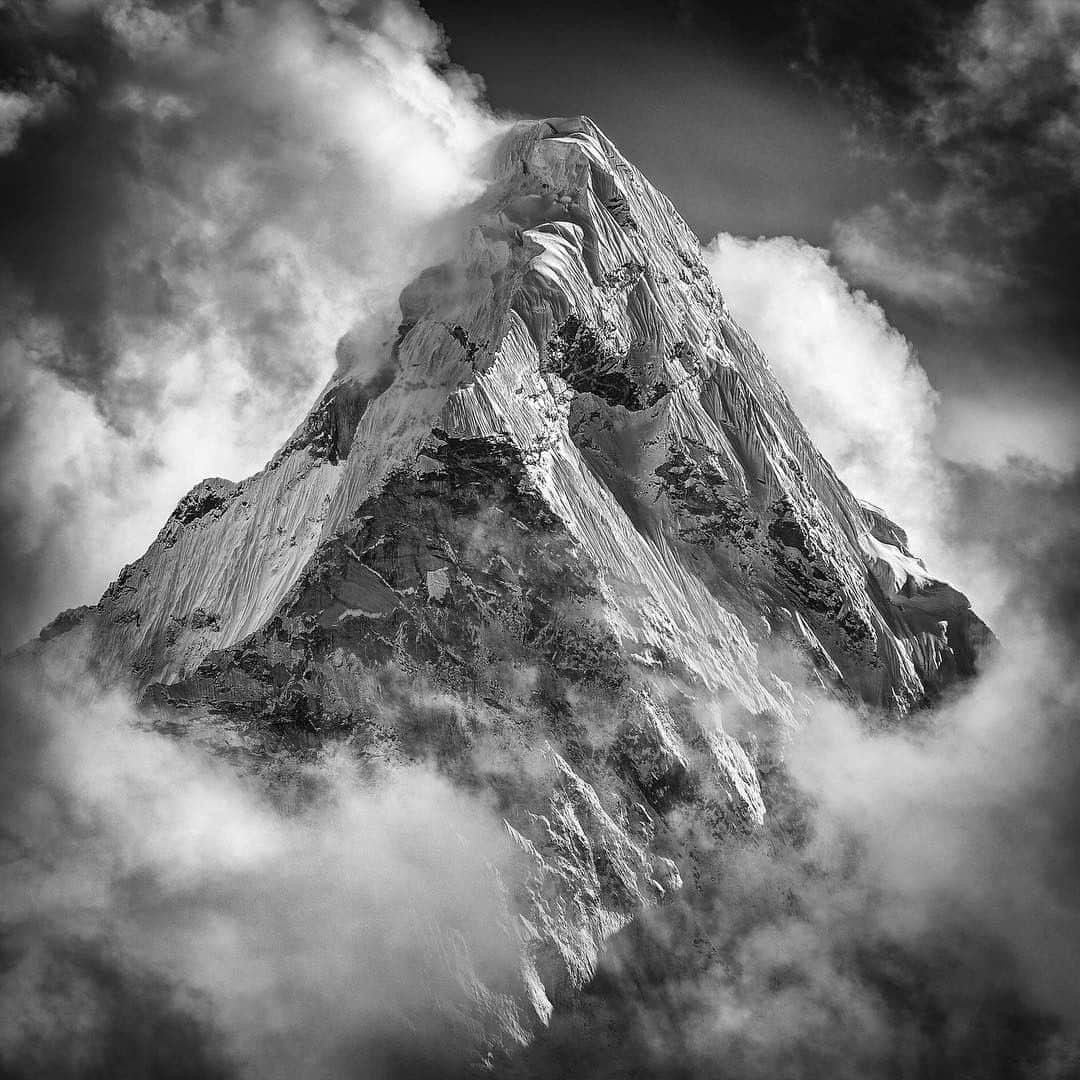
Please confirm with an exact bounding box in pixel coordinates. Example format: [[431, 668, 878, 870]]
[[29, 113, 994, 1056]]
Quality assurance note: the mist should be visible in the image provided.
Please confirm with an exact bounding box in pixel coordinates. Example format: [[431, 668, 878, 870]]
[[0, 0, 511, 647], [507, 613, 1080, 1079], [0, 640, 529, 1079]]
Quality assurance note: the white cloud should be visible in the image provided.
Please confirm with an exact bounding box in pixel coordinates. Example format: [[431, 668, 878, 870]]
[[0, 654, 525, 1077], [0, 91, 40, 154], [702, 233, 944, 555], [937, 390, 1080, 475], [788, 624, 1080, 1024], [0, 0, 512, 645]]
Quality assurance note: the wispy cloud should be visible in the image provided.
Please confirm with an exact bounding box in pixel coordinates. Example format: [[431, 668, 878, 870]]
[[832, 0, 1080, 319]]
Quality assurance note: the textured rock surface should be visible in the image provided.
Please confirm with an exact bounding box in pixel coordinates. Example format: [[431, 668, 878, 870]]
[[31, 115, 992, 1056]]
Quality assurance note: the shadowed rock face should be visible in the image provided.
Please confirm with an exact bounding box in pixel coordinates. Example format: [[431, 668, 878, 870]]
[[30, 116, 992, 1054]]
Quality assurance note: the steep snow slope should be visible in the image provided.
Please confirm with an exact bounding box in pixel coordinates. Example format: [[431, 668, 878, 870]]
[[33, 116, 992, 1054]]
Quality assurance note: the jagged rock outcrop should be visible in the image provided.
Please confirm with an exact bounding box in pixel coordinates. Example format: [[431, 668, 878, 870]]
[[29, 116, 992, 1057]]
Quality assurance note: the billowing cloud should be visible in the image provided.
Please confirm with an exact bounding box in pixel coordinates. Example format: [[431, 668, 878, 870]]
[[788, 631, 1080, 1007], [699, 229, 1080, 616], [702, 233, 944, 555], [693, 45, 1080, 1071], [0, 0, 511, 646], [815, 0, 1080, 487], [510, 574, 1080, 1078], [3, 5, 1079, 1078], [0, 649, 525, 1079]]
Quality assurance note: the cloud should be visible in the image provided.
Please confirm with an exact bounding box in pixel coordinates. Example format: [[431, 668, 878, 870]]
[[0, 85, 62, 153], [4, 6, 1079, 1078], [0, 0, 511, 646], [787, 640, 1080, 1026], [936, 388, 1080, 477], [700, 230, 1080, 616], [511, 590, 1080, 1079], [831, 0, 1080, 320], [700, 624, 1080, 1072], [922, 0, 1080, 179], [0, 647, 526, 1079], [693, 41, 1080, 1061], [694, 0, 1080, 489], [940, 460, 1080, 641], [702, 233, 944, 554], [831, 196, 1012, 312]]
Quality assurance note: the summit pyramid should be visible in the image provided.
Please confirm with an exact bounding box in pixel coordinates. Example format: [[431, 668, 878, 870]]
[[31, 115, 992, 1052]]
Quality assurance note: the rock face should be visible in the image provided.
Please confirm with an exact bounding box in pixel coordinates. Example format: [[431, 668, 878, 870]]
[[33, 116, 992, 1055]]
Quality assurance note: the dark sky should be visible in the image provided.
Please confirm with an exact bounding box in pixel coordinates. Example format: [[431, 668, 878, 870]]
[[422, 0, 915, 241]]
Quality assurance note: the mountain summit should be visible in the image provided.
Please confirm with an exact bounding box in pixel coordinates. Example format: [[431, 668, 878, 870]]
[[33, 116, 992, 1053]]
